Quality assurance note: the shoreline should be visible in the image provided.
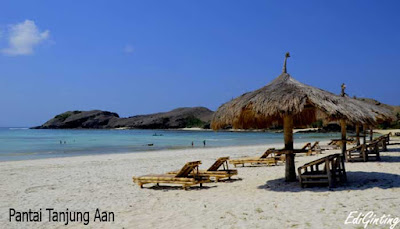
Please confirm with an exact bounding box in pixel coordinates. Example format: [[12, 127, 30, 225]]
[[0, 140, 320, 164], [2, 128, 398, 162]]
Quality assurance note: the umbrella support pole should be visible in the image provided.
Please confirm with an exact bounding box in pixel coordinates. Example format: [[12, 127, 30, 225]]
[[284, 115, 296, 182], [356, 125, 360, 146], [363, 125, 367, 145], [340, 119, 347, 160], [370, 127, 373, 142]]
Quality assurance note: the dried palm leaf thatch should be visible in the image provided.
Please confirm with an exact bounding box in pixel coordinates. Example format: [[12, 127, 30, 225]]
[[211, 72, 387, 130], [350, 97, 394, 124]]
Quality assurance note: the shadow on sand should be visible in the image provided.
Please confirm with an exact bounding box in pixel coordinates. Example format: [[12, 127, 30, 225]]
[[258, 171, 400, 192], [379, 155, 400, 163], [146, 184, 217, 191], [142, 178, 243, 191], [215, 178, 243, 183]]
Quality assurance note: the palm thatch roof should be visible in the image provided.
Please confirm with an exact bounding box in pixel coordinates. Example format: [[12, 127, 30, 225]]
[[211, 55, 392, 130], [350, 97, 394, 125]]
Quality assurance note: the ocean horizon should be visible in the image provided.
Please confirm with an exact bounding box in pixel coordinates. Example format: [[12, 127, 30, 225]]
[[0, 127, 343, 161]]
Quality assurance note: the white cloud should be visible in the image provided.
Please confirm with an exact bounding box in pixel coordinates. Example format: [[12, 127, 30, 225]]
[[2, 20, 50, 56], [124, 44, 134, 54]]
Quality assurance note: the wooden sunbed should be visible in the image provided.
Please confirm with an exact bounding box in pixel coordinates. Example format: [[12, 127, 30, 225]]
[[306, 141, 322, 156], [346, 144, 367, 162], [168, 157, 238, 181], [132, 161, 211, 190], [229, 148, 278, 167], [346, 139, 382, 162], [298, 154, 346, 188], [324, 139, 341, 149], [323, 138, 355, 150], [365, 141, 381, 161], [373, 133, 390, 151]]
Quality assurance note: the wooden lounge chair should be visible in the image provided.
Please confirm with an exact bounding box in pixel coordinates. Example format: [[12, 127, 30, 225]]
[[306, 141, 322, 156], [168, 157, 238, 181], [132, 161, 210, 190], [346, 144, 367, 162], [323, 138, 354, 150], [302, 142, 312, 150], [365, 141, 381, 161], [298, 154, 346, 188], [373, 133, 390, 151], [324, 139, 341, 149], [346, 139, 382, 162], [229, 148, 277, 167]]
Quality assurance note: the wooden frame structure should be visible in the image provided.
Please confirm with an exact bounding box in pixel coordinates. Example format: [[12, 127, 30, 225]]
[[169, 157, 238, 182], [298, 154, 347, 188], [133, 161, 211, 190], [229, 148, 278, 167], [306, 141, 322, 156], [346, 133, 391, 162]]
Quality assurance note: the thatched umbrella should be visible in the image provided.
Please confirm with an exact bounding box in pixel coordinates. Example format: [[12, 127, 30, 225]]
[[211, 53, 378, 181], [346, 93, 393, 145]]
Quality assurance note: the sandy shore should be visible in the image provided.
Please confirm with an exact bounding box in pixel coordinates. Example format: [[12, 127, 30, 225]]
[[1, 139, 400, 229]]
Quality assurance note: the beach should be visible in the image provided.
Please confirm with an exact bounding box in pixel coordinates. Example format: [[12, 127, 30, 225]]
[[1, 139, 399, 229]]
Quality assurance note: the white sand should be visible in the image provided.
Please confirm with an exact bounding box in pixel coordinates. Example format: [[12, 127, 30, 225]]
[[1, 140, 400, 229]]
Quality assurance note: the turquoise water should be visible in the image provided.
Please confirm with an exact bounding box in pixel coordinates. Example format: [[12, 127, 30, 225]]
[[0, 128, 341, 161]]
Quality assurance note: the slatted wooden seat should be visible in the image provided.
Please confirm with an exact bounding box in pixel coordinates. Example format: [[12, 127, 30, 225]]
[[365, 141, 381, 161], [168, 157, 238, 181], [133, 161, 211, 190], [298, 154, 346, 188], [346, 138, 383, 162], [346, 144, 367, 162], [373, 133, 390, 151], [324, 139, 341, 149], [306, 141, 322, 156], [229, 148, 277, 167]]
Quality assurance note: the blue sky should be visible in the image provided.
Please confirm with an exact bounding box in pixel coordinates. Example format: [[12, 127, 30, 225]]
[[1, 1, 399, 127]]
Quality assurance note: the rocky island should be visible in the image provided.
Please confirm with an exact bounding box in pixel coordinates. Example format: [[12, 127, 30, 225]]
[[32, 107, 214, 129]]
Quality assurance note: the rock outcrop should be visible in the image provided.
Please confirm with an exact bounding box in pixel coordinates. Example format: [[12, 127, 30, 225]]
[[33, 110, 120, 129], [33, 107, 214, 129]]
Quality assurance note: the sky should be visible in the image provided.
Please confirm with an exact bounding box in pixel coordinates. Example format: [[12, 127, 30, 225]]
[[1, 0, 400, 127]]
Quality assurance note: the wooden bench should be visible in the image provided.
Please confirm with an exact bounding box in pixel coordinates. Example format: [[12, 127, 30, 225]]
[[298, 154, 346, 188], [346, 139, 383, 162], [373, 133, 390, 151], [365, 140, 381, 161], [346, 144, 367, 162]]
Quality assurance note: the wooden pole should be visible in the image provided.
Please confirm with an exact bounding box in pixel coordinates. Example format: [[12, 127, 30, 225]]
[[363, 125, 367, 145], [284, 114, 296, 182], [370, 127, 373, 142], [340, 119, 347, 158], [356, 124, 360, 146]]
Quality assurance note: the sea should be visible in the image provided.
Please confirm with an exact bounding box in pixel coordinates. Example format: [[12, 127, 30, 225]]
[[0, 127, 343, 161]]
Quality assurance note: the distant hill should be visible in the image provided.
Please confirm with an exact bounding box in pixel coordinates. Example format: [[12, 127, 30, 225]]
[[32, 107, 214, 129]]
